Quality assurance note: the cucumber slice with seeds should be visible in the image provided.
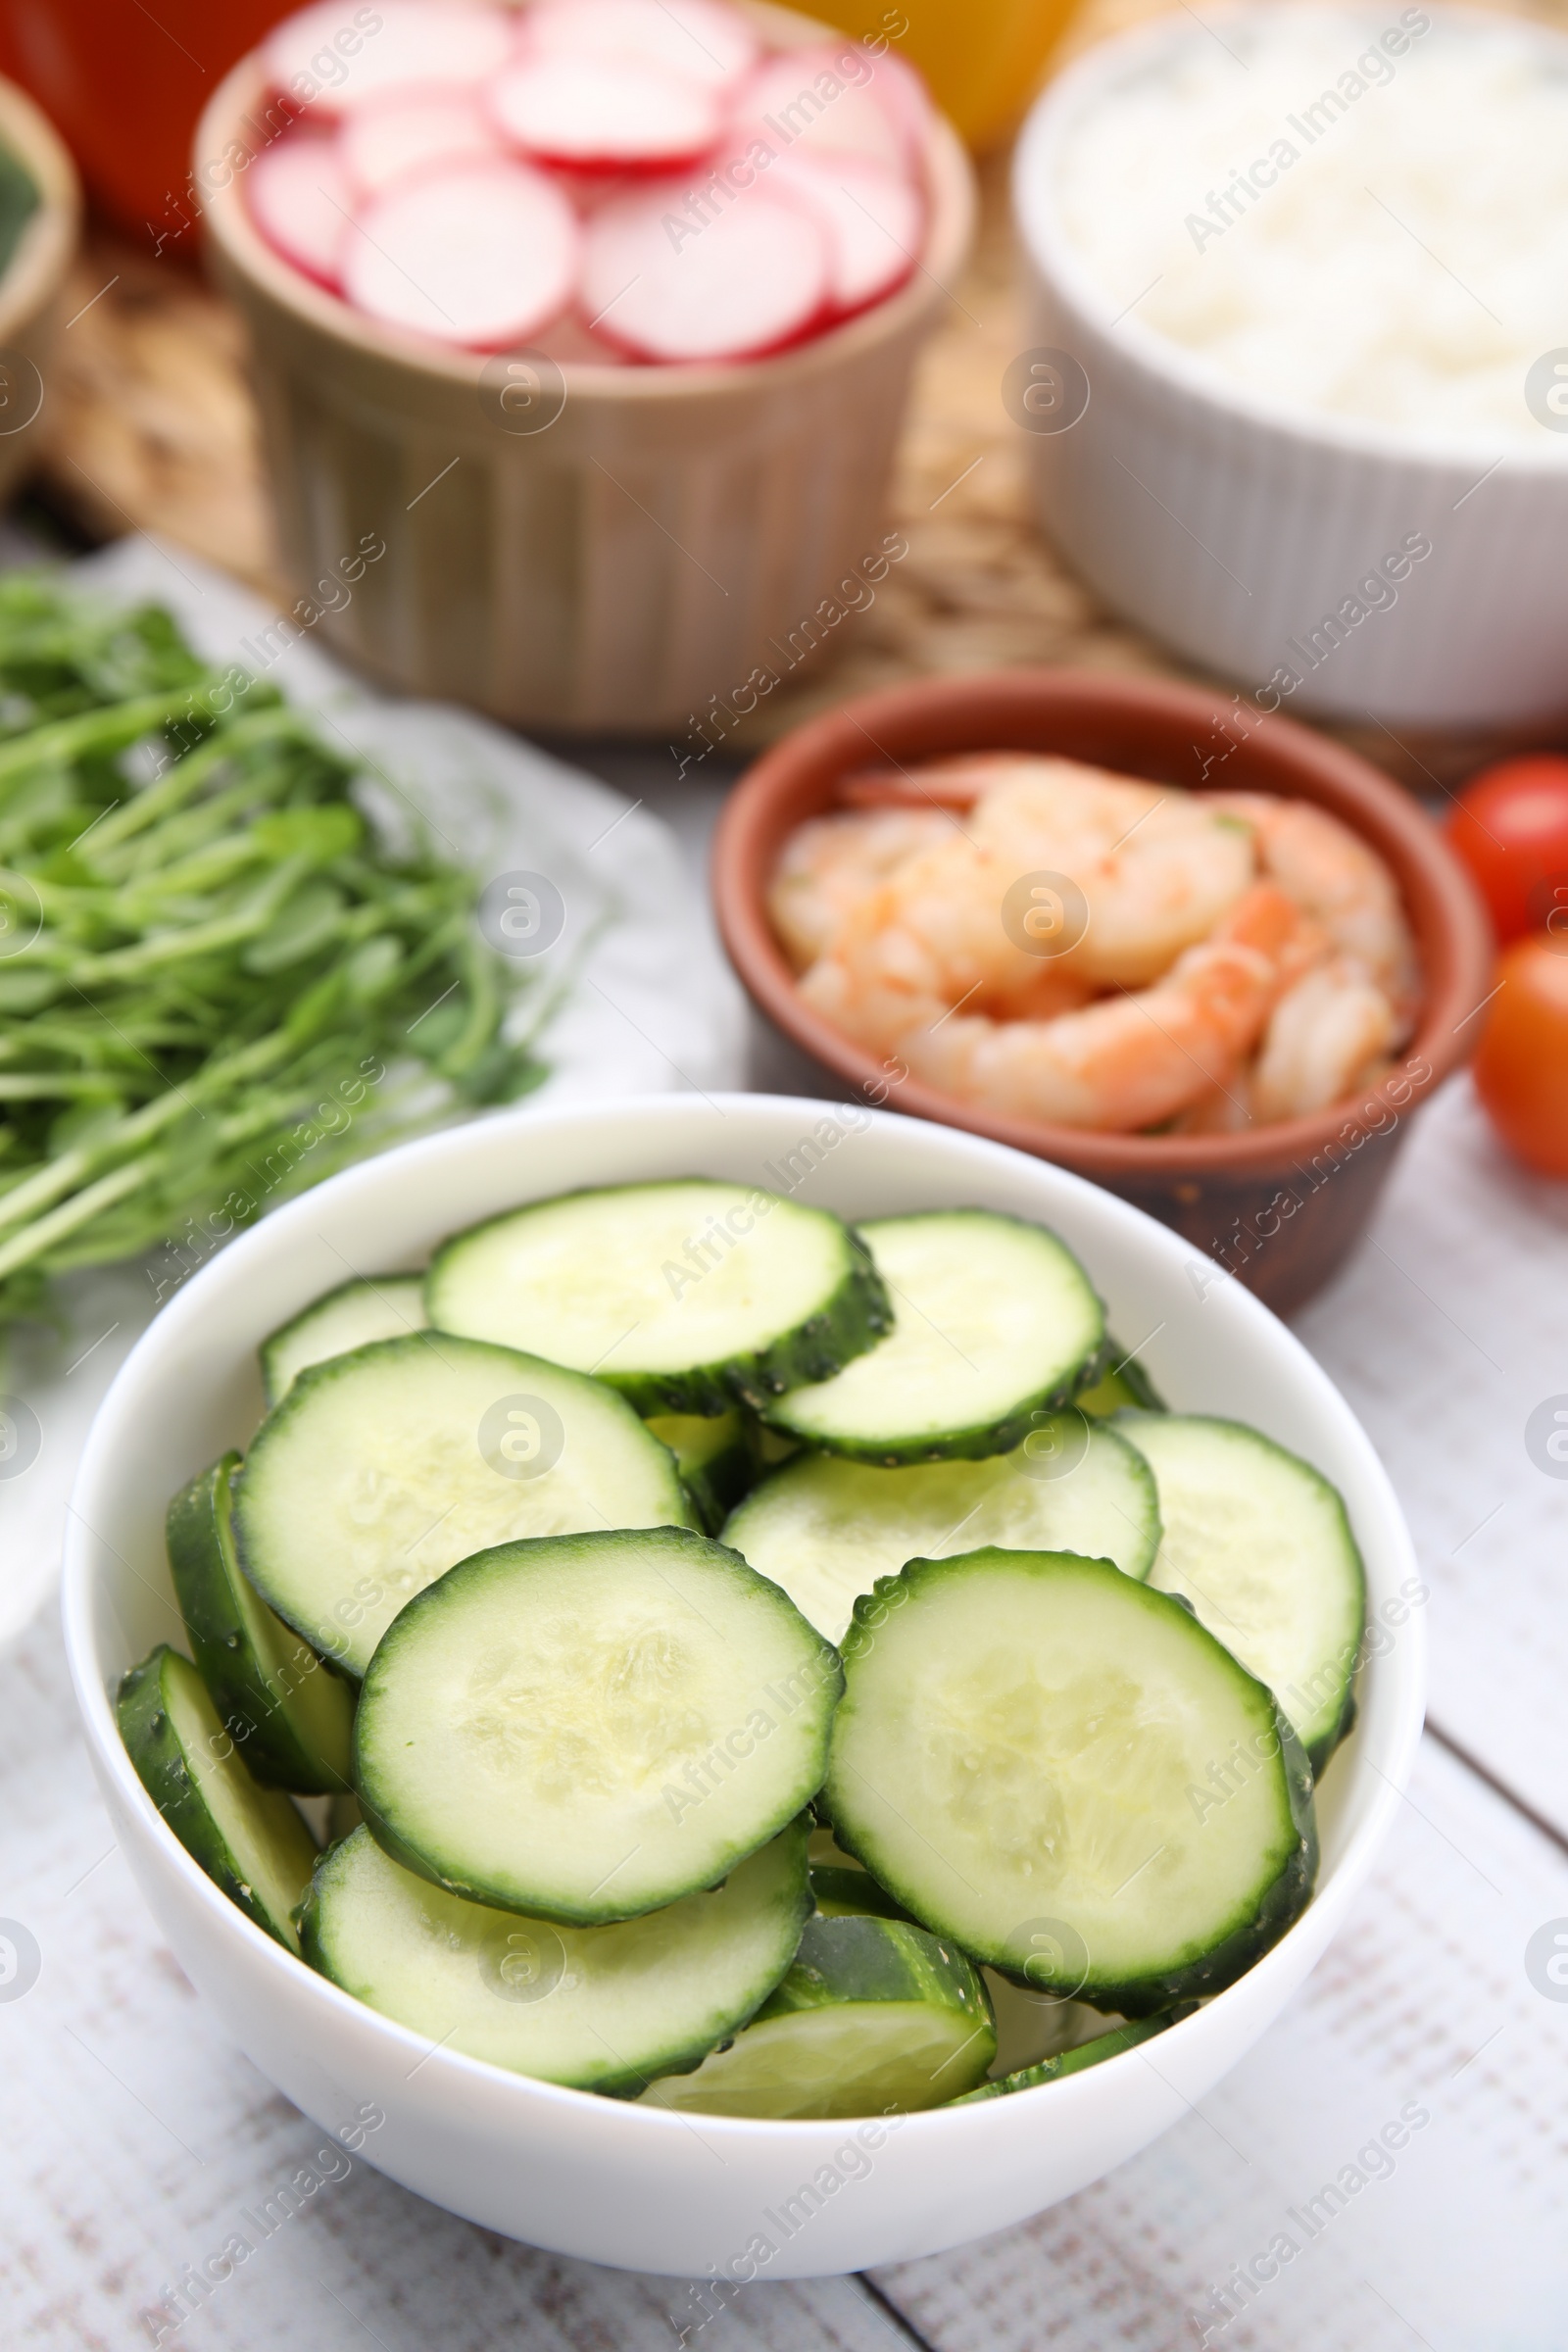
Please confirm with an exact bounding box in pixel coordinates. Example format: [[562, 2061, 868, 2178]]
[[822, 1547, 1316, 2014], [639, 1913, 996, 2117], [301, 1819, 810, 2094], [952, 2006, 1190, 2102], [645, 1407, 754, 1534], [234, 1334, 694, 1679], [765, 1211, 1104, 1463], [262, 1274, 426, 1403], [426, 1180, 890, 1414], [1120, 1414, 1367, 1772], [167, 1452, 354, 1792], [721, 1417, 1158, 1642], [118, 1644, 318, 1950], [355, 1527, 842, 1925]]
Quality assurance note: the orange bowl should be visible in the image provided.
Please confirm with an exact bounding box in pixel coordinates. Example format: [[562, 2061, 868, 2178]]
[[712, 668, 1494, 1314]]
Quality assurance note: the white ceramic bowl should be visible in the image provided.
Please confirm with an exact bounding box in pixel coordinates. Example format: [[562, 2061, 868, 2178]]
[[1011, 4, 1568, 729], [62, 1094, 1422, 2278]]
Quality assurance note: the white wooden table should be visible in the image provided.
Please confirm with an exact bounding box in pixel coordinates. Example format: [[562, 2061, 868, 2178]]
[[3, 752, 1565, 2352]]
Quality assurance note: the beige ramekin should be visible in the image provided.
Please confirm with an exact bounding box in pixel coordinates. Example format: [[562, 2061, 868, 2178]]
[[1011, 4, 1568, 731], [194, 5, 975, 735], [0, 74, 81, 505]]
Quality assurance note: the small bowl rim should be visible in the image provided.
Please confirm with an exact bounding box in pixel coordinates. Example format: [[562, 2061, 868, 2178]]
[[60, 1091, 1423, 2174], [0, 73, 82, 347], [1012, 0, 1568, 478], [711, 665, 1494, 1181], [193, 1, 977, 404]]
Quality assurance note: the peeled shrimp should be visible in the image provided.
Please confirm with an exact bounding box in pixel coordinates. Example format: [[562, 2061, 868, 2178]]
[[766, 807, 955, 972], [1201, 791, 1418, 1020], [902, 884, 1325, 1132], [968, 758, 1255, 987], [794, 832, 1058, 1054], [1252, 957, 1398, 1120], [791, 756, 1258, 1054]]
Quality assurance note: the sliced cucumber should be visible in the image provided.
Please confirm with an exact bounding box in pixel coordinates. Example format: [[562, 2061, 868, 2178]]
[[233, 1334, 694, 1679], [811, 1866, 912, 1922], [822, 1547, 1316, 2014], [751, 1422, 801, 1469], [952, 2007, 1188, 2103], [639, 1913, 996, 2118], [720, 1418, 1158, 1643], [167, 1453, 354, 1793], [355, 1527, 842, 1925], [118, 1645, 318, 1951], [645, 1407, 754, 1535], [764, 1211, 1103, 1463], [808, 1825, 910, 1917], [328, 1789, 364, 1840], [425, 1180, 890, 1415], [262, 1274, 427, 1403], [1076, 1341, 1165, 1418], [301, 1819, 810, 2094], [1119, 1415, 1366, 1772], [985, 1976, 1124, 2076]]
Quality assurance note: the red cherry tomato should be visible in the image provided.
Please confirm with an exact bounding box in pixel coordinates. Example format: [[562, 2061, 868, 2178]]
[[1473, 936, 1568, 1176], [1446, 757, 1568, 947]]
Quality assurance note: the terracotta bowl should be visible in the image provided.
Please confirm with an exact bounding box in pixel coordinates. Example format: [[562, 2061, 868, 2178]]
[[712, 668, 1494, 1314]]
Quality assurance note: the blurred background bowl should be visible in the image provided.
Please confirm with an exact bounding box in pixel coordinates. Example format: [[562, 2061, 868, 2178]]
[[0, 71, 79, 507], [1010, 5, 1568, 731], [814, 0, 1079, 149], [0, 0, 281, 239], [193, 2, 976, 736], [711, 666, 1494, 1314]]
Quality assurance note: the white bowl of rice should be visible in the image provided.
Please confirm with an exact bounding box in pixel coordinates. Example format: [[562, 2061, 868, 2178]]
[[1011, 2, 1568, 728]]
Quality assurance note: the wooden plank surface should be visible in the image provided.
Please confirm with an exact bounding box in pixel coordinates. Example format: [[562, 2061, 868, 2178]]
[[1293, 1078, 1568, 1842], [874, 1736, 1568, 2352], [7, 1604, 1565, 2351]]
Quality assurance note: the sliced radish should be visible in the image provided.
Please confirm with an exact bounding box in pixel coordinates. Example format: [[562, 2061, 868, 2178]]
[[582, 182, 828, 362], [521, 0, 760, 90], [732, 43, 914, 175], [342, 161, 580, 348], [865, 48, 935, 156], [765, 149, 921, 315], [248, 132, 354, 287], [264, 1, 514, 122], [492, 53, 722, 170], [338, 92, 500, 199]]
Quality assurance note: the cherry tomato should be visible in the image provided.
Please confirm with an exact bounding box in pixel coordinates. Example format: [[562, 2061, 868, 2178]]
[[1473, 936, 1568, 1176], [1446, 757, 1568, 947]]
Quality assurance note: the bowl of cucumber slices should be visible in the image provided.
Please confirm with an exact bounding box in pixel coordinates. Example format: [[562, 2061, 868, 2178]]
[[62, 1093, 1423, 2278]]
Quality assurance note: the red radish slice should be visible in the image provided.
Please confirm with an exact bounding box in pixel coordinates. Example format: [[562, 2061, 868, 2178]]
[[582, 183, 827, 362], [492, 54, 721, 170], [732, 44, 913, 175], [522, 0, 759, 90], [864, 48, 935, 155], [342, 161, 580, 348], [248, 133, 354, 287], [338, 92, 500, 199], [264, 1, 513, 122], [765, 149, 921, 315]]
